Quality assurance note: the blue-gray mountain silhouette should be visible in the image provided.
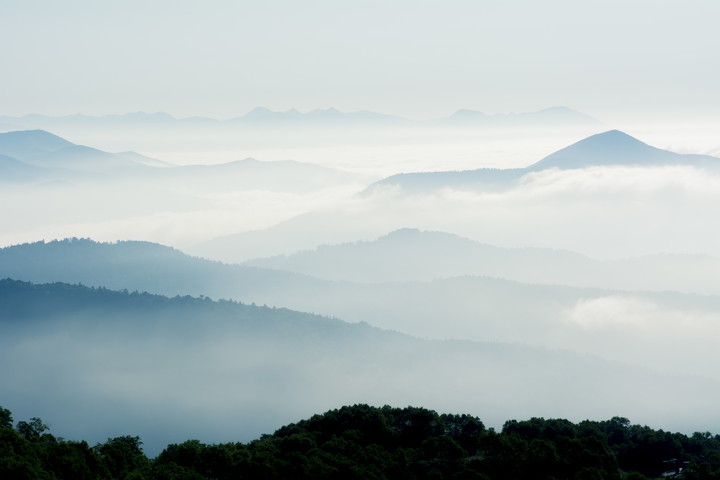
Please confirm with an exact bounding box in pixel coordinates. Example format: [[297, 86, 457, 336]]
[[0, 129, 75, 159], [0, 130, 365, 188], [243, 227, 720, 295], [1, 106, 599, 128], [526, 129, 715, 170], [3, 237, 720, 344], [368, 130, 720, 193], [227, 106, 409, 124], [0, 129, 154, 177], [0, 153, 51, 181], [5, 277, 720, 456]]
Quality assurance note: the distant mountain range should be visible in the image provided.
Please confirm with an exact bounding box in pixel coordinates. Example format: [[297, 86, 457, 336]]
[[191, 129, 720, 262], [243, 227, 720, 295], [3, 278, 720, 455], [3, 237, 720, 381], [0, 106, 601, 129], [0, 129, 368, 190], [367, 130, 720, 193], [0, 129, 155, 179], [227, 106, 410, 124], [4, 108, 719, 458], [440, 106, 601, 126]]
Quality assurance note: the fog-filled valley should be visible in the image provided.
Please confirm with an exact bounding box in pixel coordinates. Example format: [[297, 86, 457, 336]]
[[3, 112, 720, 459], [4, 278, 720, 459], [5, 1, 720, 476], [4, 236, 720, 383], [3, 119, 720, 260]]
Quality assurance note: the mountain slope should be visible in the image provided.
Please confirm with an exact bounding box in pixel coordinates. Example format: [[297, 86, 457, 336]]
[[3, 238, 720, 380], [0, 153, 57, 182], [244, 228, 593, 283], [163, 157, 371, 193], [368, 130, 720, 193], [0, 130, 153, 175], [0, 130, 368, 190], [0, 238, 321, 301], [243, 228, 720, 295], [0, 129, 75, 159], [526, 129, 711, 170], [23, 144, 152, 173], [3, 278, 720, 457]]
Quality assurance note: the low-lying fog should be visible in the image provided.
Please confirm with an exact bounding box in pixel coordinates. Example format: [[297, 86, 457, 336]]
[[3, 284, 720, 457], [2, 121, 719, 260], [3, 118, 720, 453]]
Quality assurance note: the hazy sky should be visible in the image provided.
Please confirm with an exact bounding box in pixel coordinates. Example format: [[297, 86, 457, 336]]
[[2, 0, 719, 122]]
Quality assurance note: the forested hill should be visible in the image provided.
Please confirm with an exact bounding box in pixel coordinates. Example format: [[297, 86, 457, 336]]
[[0, 277, 344, 335], [0, 238, 331, 302], [3, 403, 720, 480], [5, 278, 720, 459]]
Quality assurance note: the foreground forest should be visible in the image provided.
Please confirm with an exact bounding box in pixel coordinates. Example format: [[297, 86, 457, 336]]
[[3, 404, 720, 480]]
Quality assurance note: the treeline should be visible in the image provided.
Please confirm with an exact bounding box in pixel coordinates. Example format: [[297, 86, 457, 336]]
[[0, 278, 343, 331], [3, 404, 720, 480]]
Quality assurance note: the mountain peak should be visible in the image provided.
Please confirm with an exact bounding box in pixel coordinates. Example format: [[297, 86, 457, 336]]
[[0, 129, 75, 160], [305, 107, 344, 118], [564, 129, 653, 153], [240, 107, 302, 120], [450, 109, 488, 118], [579, 129, 644, 143], [441, 106, 600, 125], [1, 128, 73, 143], [527, 130, 679, 170]]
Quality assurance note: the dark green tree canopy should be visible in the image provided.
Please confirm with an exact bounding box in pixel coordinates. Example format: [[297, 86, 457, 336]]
[[4, 404, 720, 480]]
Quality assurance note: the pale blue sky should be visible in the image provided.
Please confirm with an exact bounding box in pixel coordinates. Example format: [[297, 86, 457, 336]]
[[1, 0, 718, 121]]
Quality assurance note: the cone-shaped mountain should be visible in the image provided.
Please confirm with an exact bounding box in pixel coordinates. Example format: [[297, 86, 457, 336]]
[[368, 130, 720, 194], [527, 130, 681, 170]]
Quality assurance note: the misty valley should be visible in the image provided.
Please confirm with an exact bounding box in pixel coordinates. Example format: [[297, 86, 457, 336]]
[[2, 113, 720, 479]]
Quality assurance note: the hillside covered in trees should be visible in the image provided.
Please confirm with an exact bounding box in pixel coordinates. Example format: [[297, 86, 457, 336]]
[[3, 404, 720, 480], [4, 278, 720, 457]]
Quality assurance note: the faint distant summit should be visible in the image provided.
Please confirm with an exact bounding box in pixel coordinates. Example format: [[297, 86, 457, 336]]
[[228, 107, 408, 124], [1, 106, 601, 128], [448, 109, 489, 120], [441, 106, 601, 126], [535, 106, 590, 115], [240, 107, 303, 121], [235, 105, 600, 126]]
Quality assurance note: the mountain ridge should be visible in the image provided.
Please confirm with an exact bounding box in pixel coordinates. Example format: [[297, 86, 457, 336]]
[[527, 129, 684, 170], [0, 105, 600, 126], [0, 129, 76, 159], [4, 277, 720, 456], [4, 237, 720, 349], [0, 129, 370, 189], [0, 129, 153, 176], [442, 105, 601, 126], [242, 227, 720, 295], [368, 130, 720, 193]]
